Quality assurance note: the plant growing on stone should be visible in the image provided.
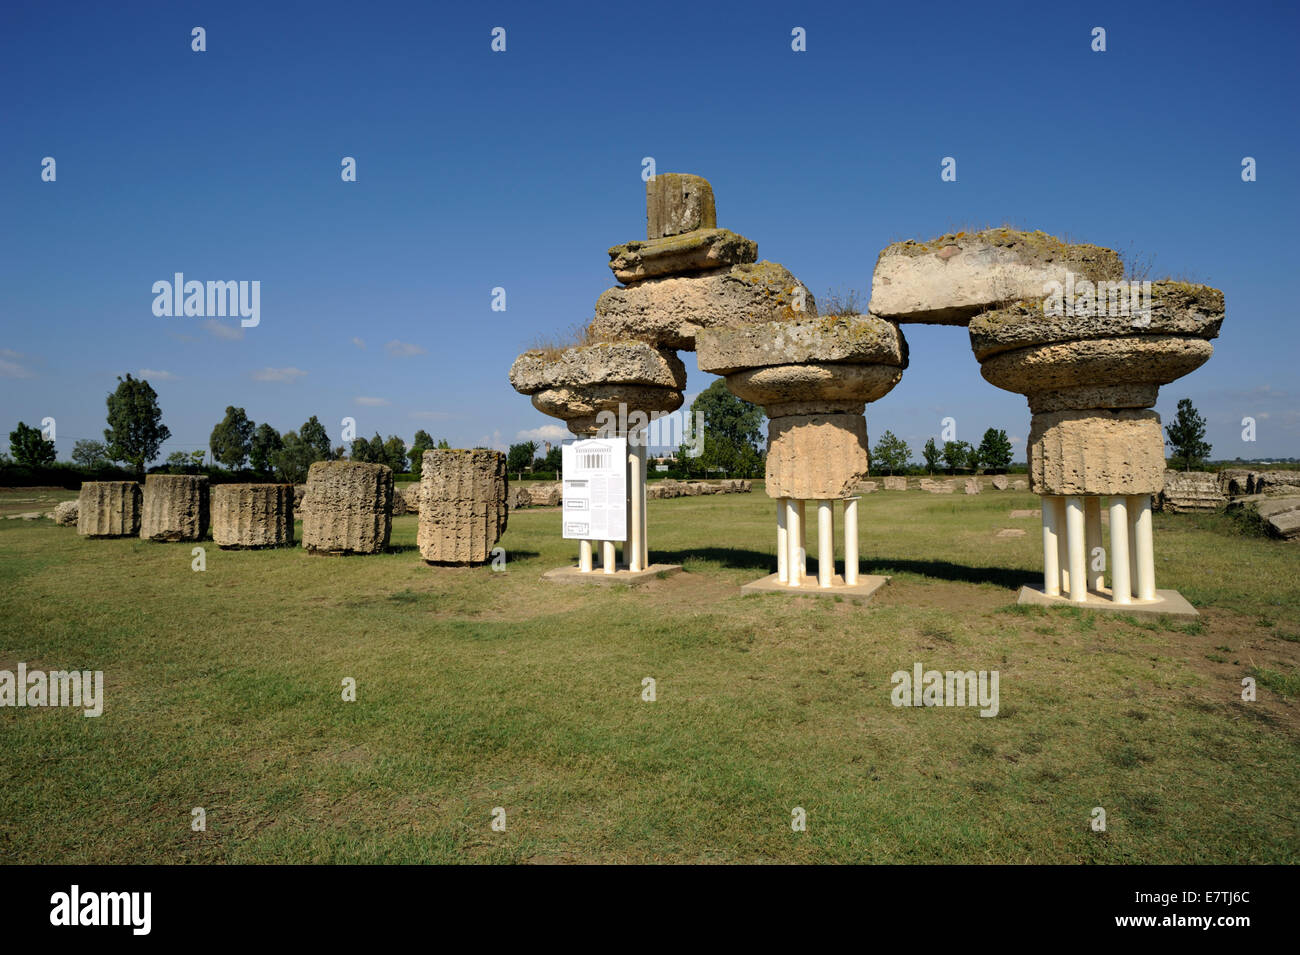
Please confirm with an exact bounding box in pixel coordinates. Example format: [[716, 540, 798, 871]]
[[104, 373, 171, 477]]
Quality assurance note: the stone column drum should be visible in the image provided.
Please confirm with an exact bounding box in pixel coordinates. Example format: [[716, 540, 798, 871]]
[[77, 481, 142, 537], [211, 483, 295, 548], [970, 280, 1224, 608], [698, 315, 907, 589], [417, 449, 508, 564], [300, 461, 393, 555], [140, 473, 209, 541]]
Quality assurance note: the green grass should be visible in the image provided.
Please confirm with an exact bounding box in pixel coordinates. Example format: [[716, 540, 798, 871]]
[[0, 485, 1296, 863]]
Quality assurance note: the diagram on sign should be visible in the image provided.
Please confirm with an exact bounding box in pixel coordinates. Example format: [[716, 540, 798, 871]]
[[562, 438, 627, 541]]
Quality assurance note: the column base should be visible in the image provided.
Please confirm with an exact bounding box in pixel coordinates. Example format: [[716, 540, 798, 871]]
[[741, 572, 890, 604], [543, 563, 683, 586], [1016, 585, 1197, 619]]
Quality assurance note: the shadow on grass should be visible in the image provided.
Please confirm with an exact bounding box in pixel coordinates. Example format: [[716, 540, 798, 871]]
[[868, 556, 1037, 589], [384, 545, 541, 562]]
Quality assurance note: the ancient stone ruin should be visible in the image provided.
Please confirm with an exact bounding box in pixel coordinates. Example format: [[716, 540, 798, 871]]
[[77, 481, 142, 537], [417, 449, 508, 564], [300, 461, 393, 555], [211, 483, 295, 549], [140, 474, 210, 542], [507, 175, 1226, 611], [53, 500, 79, 526]]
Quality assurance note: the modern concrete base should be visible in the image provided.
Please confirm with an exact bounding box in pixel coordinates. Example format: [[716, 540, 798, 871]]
[[542, 563, 683, 586], [741, 573, 890, 603], [1016, 585, 1199, 619]]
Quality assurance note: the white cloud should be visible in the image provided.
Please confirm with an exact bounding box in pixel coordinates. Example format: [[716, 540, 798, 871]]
[[385, 340, 425, 358], [516, 424, 568, 443], [476, 429, 506, 452], [251, 367, 307, 382], [138, 368, 178, 381], [355, 396, 389, 407], [351, 337, 365, 349], [0, 349, 34, 378], [203, 321, 244, 341]]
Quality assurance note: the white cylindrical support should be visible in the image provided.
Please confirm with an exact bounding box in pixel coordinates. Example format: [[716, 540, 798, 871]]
[[817, 500, 834, 588], [628, 438, 644, 572], [1132, 494, 1156, 600], [602, 539, 616, 574], [1065, 496, 1087, 602], [1085, 497, 1104, 593], [843, 498, 859, 586], [1108, 497, 1131, 605], [1053, 497, 1070, 595], [638, 442, 648, 569], [787, 498, 803, 587], [776, 498, 789, 583], [579, 539, 593, 574], [790, 501, 800, 574], [1042, 497, 1061, 597]]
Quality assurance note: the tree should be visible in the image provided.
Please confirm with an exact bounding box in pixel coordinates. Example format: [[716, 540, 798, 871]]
[[300, 415, 332, 462], [9, 422, 56, 466], [678, 379, 766, 478], [250, 423, 283, 474], [542, 445, 563, 473], [942, 440, 972, 474], [408, 430, 435, 477], [871, 430, 911, 475], [507, 441, 537, 477], [436, 438, 451, 450], [271, 430, 315, 483], [104, 374, 170, 476], [975, 428, 1013, 473], [1165, 398, 1211, 471], [209, 406, 255, 470], [165, 449, 206, 473], [382, 435, 408, 473], [922, 437, 942, 475], [72, 438, 110, 469]]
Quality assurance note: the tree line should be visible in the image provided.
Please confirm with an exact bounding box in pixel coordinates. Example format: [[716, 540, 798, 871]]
[[3, 373, 450, 484]]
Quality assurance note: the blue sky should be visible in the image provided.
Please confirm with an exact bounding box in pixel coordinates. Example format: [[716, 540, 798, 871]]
[[2, 0, 1297, 463]]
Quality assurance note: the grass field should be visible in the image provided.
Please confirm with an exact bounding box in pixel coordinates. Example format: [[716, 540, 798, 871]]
[[1, 484, 1297, 863]]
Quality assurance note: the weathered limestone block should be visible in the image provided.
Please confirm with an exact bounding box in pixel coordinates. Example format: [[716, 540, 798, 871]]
[[140, 474, 209, 542], [417, 450, 507, 564], [506, 486, 533, 510], [1028, 410, 1166, 496], [1012, 479, 1028, 490], [77, 481, 141, 537], [1216, 468, 1252, 497], [696, 315, 907, 375], [1234, 495, 1300, 540], [991, 475, 1010, 490], [609, 229, 757, 283], [871, 228, 1123, 325], [591, 262, 813, 350], [964, 478, 982, 495], [293, 484, 307, 509], [860, 481, 878, 493], [1158, 471, 1228, 512], [920, 479, 956, 494], [301, 461, 393, 555], [647, 173, 716, 239], [401, 485, 422, 514], [53, 500, 79, 526], [526, 483, 562, 506], [765, 414, 869, 500], [883, 476, 907, 491], [1252, 470, 1300, 495], [211, 484, 294, 548]]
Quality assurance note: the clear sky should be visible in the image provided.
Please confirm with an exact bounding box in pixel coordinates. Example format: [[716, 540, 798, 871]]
[[3, 0, 1297, 463]]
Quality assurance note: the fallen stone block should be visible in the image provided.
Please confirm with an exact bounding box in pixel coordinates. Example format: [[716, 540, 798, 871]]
[[211, 484, 294, 548], [53, 500, 79, 526], [608, 228, 757, 283], [301, 461, 393, 555], [140, 474, 209, 542], [991, 475, 1009, 490], [1158, 470, 1228, 512], [77, 481, 142, 537], [883, 476, 907, 491], [964, 478, 982, 495], [417, 449, 508, 564]]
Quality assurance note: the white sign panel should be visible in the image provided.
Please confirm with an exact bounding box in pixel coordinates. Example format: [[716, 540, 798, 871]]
[[562, 438, 627, 541]]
